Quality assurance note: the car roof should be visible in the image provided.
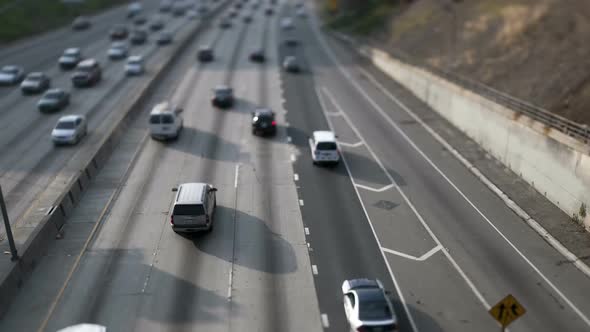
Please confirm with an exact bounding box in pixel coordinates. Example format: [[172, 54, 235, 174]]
[[128, 55, 143, 62], [2, 65, 20, 71], [78, 58, 98, 66], [175, 183, 207, 204], [58, 114, 83, 122], [313, 131, 336, 142], [254, 108, 274, 116], [112, 42, 126, 47], [355, 288, 387, 303], [65, 48, 80, 54], [151, 101, 177, 114], [26, 72, 44, 77], [215, 85, 231, 91], [347, 278, 382, 290], [46, 88, 64, 94]]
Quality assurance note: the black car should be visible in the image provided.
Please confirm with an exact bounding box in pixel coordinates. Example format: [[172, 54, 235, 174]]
[[130, 29, 148, 45], [72, 16, 91, 30], [37, 89, 70, 113], [219, 19, 232, 29], [198, 46, 214, 62], [251, 109, 276, 136], [283, 56, 300, 73], [20, 72, 51, 94], [110, 25, 128, 40], [211, 85, 234, 108], [133, 16, 147, 25], [243, 15, 252, 23], [149, 19, 164, 31], [71, 59, 102, 87], [249, 49, 265, 63], [157, 32, 173, 45], [264, 7, 274, 16], [284, 38, 298, 47], [228, 10, 238, 18]]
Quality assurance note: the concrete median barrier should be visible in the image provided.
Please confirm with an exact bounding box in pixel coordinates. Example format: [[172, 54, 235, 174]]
[[0, 0, 231, 318]]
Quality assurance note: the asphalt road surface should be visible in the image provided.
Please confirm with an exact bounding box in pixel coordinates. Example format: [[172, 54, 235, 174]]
[[2, 0, 590, 331]]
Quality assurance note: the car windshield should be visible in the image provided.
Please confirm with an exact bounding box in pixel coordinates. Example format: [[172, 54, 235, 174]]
[[56, 121, 75, 129], [64, 49, 79, 56], [317, 142, 337, 150], [2, 67, 17, 74], [173, 204, 205, 216], [358, 300, 392, 321], [162, 114, 174, 124], [128, 59, 142, 65], [26, 74, 43, 81], [45, 91, 62, 99]]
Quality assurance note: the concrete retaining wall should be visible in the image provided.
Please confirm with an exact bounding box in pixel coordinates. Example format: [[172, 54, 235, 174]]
[[360, 46, 590, 226]]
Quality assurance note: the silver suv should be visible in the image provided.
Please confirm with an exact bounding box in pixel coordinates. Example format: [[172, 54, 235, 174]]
[[170, 183, 217, 233]]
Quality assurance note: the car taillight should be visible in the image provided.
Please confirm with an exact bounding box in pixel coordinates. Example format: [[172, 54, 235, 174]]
[[170, 215, 174, 225], [271, 121, 276, 126], [356, 327, 366, 332]]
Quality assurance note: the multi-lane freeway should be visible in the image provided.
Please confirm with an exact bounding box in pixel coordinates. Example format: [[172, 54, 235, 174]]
[[1, 0, 590, 331]]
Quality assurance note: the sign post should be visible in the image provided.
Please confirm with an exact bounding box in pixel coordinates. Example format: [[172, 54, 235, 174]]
[[489, 294, 526, 331], [0, 185, 18, 261]]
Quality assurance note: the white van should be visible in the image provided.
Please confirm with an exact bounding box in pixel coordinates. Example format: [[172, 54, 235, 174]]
[[170, 183, 217, 233], [309, 130, 340, 165], [149, 101, 183, 140]]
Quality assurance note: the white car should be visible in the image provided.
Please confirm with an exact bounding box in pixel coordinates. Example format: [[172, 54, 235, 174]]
[[149, 101, 183, 140], [108, 42, 128, 60], [309, 131, 340, 165], [0, 65, 25, 85], [51, 115, 87, 145], [127, 2, 143, 18], [342, 279, 399, 331], [280, 17, 294, 29], [125, 55, 145, 75]]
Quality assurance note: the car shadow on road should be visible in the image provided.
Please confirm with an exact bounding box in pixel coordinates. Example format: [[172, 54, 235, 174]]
[[159, 125, 241, 162], [189, 205, 298, 274], [392, 300, 445, 332]]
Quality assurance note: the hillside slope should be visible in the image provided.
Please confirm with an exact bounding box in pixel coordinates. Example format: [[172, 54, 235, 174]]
[[333, 0, 590, 126]]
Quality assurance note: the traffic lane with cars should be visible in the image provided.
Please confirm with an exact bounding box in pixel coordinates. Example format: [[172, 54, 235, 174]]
[[277, 30, 417, 332], [0, 10, 230, 331], [0, 0, 162, 87], [0, 11, 194, 241], [300, 7, 590, 331]]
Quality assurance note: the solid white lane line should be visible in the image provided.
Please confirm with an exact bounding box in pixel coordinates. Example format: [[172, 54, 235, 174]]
[[314, 21, 590, 326], [299, 199, 304, 206], [382, 245, 442, 262], [315, 87, 419, 332], [355, 183, 395, 193], [358, 67, 590, 280], [312, 265, 319, 275], [227, 266, 234, 301], [337, 141, 364, 148], [322, 85, 490, 309], [305, 227, 310, 235], [294, 173, 299, 181], [321, 314, 330, 328], [234, 164, 240, 188]]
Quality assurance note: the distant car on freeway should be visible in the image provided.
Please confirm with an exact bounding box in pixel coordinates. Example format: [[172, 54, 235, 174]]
[[296, 7, 306, 17], [342, 279, 399, 331], [172, 3, 186, 16], [37, 88, 70, 113], [249, 49, 265, 63], [0, 65, 25, 86], [187, 9, 198, 19], [59, 48, 83, 70], [159, 0, 172, 12], [283, 55, 301, 73], [170, 182, 217, 233], [130, 29, 148, 45], [264, 7, 274, 16], [71, 58, 102, 88], [219, 19, 232, 29], [157, 31, 173, 45], [133, 16, 147, 26], [211, 85, 234, 108], [125, 55, 145, 76], [20, 72, 50, 94], [149, 18, 165, 31], [243, 14, 253, 23], [51, 114, 87, 146], [108, 42, 129, 60], [280, 17, 294, 29], [109, 24, 128, 40], [197, 46, 214, 62], [149, 101, 183, 140], [284, 38, 299, 47], [309, 130, 340, 165], [127, 2, 143, 18], [72, 16, 91, 30], [228, 9, 238, 18], [251, 108, 277, 136]]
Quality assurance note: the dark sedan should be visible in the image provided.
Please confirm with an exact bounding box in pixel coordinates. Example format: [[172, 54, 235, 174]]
[[251, 109, 277, 136], [37, 89, 70, 113], [20, 72, 51, 94]]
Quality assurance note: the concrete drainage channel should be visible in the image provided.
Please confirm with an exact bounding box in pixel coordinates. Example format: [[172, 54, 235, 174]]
[[0, 0, 232, 317]]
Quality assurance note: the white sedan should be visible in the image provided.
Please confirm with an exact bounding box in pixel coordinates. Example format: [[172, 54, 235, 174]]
[[342, 279, 399, 331], [125, 55, 145, 75], [51, 115, 87, 146]]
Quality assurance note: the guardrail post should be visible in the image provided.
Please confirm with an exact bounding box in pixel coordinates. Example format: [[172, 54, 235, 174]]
[[0, 185, 18, 261]]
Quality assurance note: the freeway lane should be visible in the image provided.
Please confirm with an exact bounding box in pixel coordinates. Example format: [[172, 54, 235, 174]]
[[279, 1, 590, 331], [0, 3, 204, 242], [0, 2, 323, 331]]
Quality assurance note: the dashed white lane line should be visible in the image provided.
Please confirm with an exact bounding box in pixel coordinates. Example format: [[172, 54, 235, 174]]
[[287, 136, 292, 143], [321, 314, 330, 328], [382, 245, 442, 261], [355, 183, 395, 193], [337, 141, 364, 148], [312, 265, 319, 275], [291, 154, 296, 162], [304, 227, 310, 235], [234, 164, 240, 188], [299, 199, 304, 206], [294, 173, 299, 181], [227, 266, 234, 301]]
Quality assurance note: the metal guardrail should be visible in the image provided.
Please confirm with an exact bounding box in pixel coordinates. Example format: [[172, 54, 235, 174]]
[[335, 32, 590, 145]]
